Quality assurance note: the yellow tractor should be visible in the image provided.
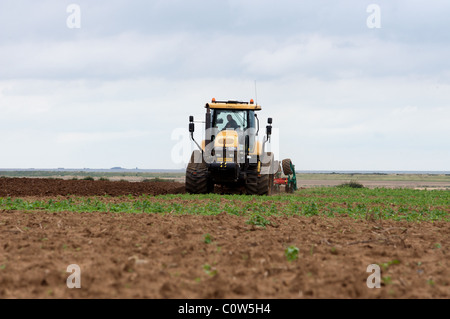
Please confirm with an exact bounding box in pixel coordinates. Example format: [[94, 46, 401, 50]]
[[186, 98, 277, 195]]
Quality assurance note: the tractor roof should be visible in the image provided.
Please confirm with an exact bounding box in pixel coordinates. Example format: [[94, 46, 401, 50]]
[[205, 99, 261, 111]]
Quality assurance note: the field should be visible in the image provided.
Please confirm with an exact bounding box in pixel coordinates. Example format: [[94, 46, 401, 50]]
[[2, 170, 450, 188], [0, 175, 449, 299]]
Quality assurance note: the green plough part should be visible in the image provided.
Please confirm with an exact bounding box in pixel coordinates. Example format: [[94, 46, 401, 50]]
[[287, 161, 297, 191]]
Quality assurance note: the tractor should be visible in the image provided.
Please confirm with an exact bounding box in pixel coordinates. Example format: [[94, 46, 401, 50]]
[[185, 98, 296, 195]]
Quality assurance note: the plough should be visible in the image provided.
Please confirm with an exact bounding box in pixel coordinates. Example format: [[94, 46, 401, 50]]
[[273, 159, 297, 193]]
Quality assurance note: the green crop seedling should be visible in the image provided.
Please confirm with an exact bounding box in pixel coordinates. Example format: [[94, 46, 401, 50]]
[[203, 264, 217, 276], [246, 213, 271, 228], [203, 233, 213, 244], [285, 245, 299, 262]]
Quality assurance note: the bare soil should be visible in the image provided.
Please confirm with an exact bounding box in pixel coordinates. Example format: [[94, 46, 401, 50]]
[[0, 177, 185, 197], [0, 178, 448, 299], [0, 211, 448, 299]]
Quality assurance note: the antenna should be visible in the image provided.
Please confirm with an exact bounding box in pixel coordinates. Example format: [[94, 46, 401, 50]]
[[254, 80, 258, 105]]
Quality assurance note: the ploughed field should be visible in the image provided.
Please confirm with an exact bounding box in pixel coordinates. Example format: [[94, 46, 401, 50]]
[[0, 177, 185, 197], [0, 177, 449, 299]]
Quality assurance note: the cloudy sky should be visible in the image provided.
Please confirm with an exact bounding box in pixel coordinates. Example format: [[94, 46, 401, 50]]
[[0, 0, 449, 171]]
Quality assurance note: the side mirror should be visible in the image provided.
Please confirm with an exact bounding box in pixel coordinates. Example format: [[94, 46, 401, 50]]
[[266, 125, 272, 136], [268, 117, 272, 124], [189, 115, 195, 133]]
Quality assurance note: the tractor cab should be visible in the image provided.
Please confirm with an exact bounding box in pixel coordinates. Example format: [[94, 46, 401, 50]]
[[211, 108, 256, 132], [207, 100, 262, 166]]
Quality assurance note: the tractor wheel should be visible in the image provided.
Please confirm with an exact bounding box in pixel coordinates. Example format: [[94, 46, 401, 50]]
[[245, 170, 258, 195], [257, 173, 273, 196], [185, 151, 213, 194], [259, 152, 274, 195], [246, 171, 272, 196], [282, 158, 293, 175], [246, 153, 274, 196]]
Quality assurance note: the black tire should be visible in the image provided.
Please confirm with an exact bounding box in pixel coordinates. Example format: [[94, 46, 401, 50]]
[[246, 171, 272, 196], [257, 173, 272, 195], [259, 152, 275, 195], [246, 153, 274, 196], [245, 170, 258, 195], [185, 151, 212, 194], [282, 158, 293, 175]]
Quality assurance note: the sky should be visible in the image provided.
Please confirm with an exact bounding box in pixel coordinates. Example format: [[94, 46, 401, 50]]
[[0, 0, 449, 171]]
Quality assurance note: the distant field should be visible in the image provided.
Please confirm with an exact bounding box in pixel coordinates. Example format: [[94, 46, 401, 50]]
[[296, 173, 450, 182], [2, 171, 450, 181], [0, 170, 184, 181], [1, 171, 449, 189]]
